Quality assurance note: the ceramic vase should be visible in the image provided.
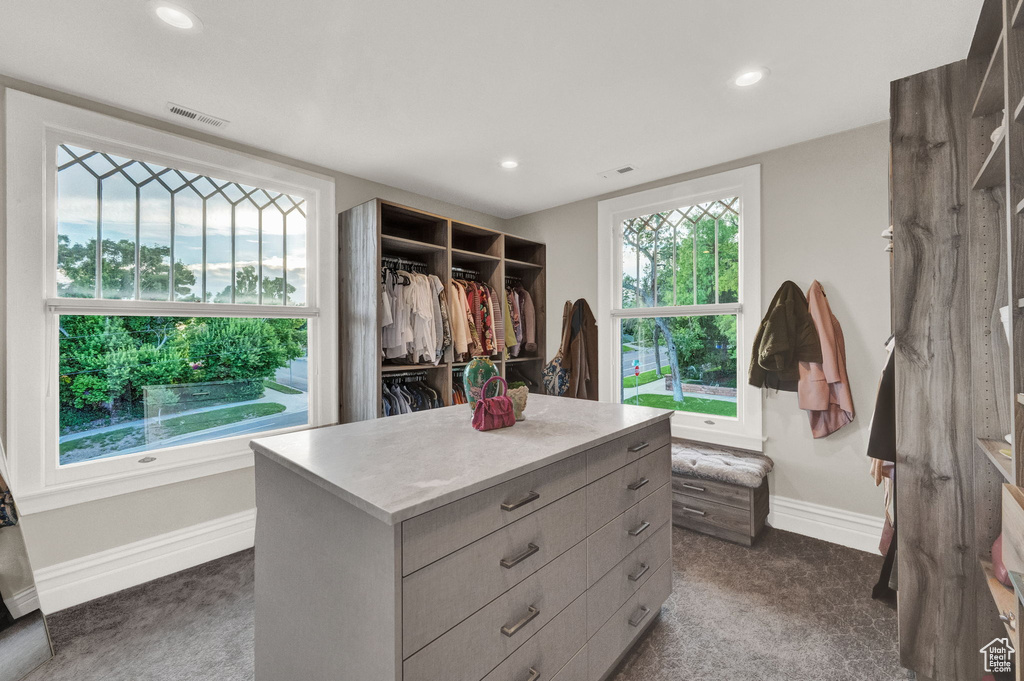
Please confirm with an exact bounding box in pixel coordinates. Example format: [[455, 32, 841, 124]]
[[463, 356, 498, 410]]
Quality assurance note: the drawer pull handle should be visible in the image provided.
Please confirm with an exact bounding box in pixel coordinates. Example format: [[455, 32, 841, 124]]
[[502, 490, 540, 512], [628, 605, 651, 627], [1000, 611, 1017, 631], [628, 477, 650, 491], [628, 563, 650, 582], [629, 521, 651, 537], [501, 605, 540, 637], [681, 483, 705, 492], [683, 506, 706, 517], [628, 442, 650, 453], [500, 543, 540, 569], [523, 669, 540, 681]]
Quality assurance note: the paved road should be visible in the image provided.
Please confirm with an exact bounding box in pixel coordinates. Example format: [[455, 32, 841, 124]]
[[621, 344, 669, 376]]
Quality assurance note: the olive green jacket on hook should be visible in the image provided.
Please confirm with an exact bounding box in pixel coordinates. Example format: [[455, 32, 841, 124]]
[[748, 280, 822, 392]]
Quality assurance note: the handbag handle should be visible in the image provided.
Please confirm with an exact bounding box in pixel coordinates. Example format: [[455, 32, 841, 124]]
[[480, 376, 508, 399]]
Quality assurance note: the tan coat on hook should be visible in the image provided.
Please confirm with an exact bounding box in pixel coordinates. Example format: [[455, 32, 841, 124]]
[[798, 281, 854, 438]]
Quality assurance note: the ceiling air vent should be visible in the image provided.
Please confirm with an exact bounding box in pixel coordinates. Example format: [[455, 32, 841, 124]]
[[598, 164, 637, 179], [166, 102, 229, 129]]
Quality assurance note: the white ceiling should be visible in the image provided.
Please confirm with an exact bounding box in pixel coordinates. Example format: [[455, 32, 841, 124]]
[[0, 0, 981, 219]]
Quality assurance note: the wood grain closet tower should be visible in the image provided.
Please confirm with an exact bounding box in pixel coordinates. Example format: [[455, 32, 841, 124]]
[[891, 1, 1024, 678], [338, 199, 547, 423]]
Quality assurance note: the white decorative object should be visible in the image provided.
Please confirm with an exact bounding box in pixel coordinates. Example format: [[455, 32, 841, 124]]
[[1001, 305, 1011, 344]]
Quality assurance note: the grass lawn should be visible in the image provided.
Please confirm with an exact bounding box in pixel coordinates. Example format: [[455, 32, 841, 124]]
[[623, 393, 738, 417], [60, 402, 287, 460], [264, 379, 303, 395], [622, 365, 672, 389], [622, 344, 635, 352]]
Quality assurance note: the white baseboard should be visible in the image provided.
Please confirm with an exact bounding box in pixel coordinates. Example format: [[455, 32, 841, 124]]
[[767, 495, 885, 554], [34, 508, 256, 613], [3, 585, 40, 618]]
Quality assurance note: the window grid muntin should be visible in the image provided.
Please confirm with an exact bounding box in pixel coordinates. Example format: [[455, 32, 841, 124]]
[[620, 197, 739, 311], [56, 144, 308, 306]]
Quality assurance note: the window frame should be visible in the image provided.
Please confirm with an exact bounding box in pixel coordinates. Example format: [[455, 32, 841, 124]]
[[597, 165, 763, 450], [5, 90, 338, 513]]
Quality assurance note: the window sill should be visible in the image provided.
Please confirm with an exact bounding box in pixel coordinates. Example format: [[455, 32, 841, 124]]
[[670, 423, 765, 453], [13, 448, 255, 516]]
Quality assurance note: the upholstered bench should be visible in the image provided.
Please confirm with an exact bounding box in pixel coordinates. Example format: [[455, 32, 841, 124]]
[[670, 440, 774, 546]]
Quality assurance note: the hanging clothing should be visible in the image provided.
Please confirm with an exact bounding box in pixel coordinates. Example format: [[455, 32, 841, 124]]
[[748, 281, 822, 391], [867, 344, 896, 464], [508, 287, 523, 357], [490, 284, 505, 353], [559, 298, 598, 400], [449, 282, 469, 356], [798, 281, 855, 438], [503, 289, 517, 352], [518, 287, 537, 354]]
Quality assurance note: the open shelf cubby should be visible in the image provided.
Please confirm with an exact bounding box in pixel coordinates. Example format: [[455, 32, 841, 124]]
[[340, 198, 547, 421]]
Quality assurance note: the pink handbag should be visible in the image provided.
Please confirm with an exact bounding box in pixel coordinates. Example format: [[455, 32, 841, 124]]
[[472, 376, 516, 431]]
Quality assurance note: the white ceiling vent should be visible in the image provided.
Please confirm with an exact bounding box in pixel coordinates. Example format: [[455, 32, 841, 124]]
[[598, 164, 637, 179], [166, 102, 229, 129]]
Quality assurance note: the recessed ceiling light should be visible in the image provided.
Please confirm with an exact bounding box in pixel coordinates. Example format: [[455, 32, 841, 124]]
[[734, 68, 770, 87], [151, 2, 202, 31], [500, 160, 519, 169]]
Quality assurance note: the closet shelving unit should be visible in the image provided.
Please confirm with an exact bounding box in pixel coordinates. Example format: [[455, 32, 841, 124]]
[[339, 199, 546, 423], [968, 0, 1024, 671], [891, 1, 1024, 677]]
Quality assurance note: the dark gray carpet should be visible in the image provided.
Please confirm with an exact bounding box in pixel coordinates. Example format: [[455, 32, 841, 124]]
[[27, 527, 907, 681]]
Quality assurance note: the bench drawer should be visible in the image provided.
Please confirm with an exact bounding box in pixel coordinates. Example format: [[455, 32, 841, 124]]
[[586, 521, 671, 639], [587, 559, 672, 681], [587, 483, 671, 587], [587, 446, 671, 533], [480, 596, 586, 681], [403, 543, 587, 681], [403, 452, 586, 575], [671, 474, 751, 510], [403, 488, 586, 656], [586, 422, 671, 483]]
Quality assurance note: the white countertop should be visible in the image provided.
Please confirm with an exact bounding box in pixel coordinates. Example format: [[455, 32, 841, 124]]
[[250, 395, 673, 525]]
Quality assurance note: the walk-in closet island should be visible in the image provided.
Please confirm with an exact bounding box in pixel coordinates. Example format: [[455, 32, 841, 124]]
[[250, 396, 674, 681]]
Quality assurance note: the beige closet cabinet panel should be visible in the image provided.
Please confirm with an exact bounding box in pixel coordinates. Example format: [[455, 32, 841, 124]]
[[480, 595, 587, 681], [403, 453, 586, 575], [586, 446, 671, 532], [403, 488, 587, 656], [251, 396, 674, 681], [587, 483, 672, 587]]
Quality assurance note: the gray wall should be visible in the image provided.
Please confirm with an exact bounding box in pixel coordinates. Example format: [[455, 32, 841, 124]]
[[506, 123, 891, 518], [0, 75, 505, 574]]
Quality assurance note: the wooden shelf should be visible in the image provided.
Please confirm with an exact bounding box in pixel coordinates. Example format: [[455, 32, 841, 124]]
[[978, 437, 1014, 482], [451, 248, 500, 264], [973, 33, 1006, 118], [981, 558, 1018, 638], [381, 234, 446, 256], [504, 356, 544, 364], [504, 257, 544, 270], [973, 133, 1007, 190], [380, 364, 444, 374], [1018, 393, 1024, 405]]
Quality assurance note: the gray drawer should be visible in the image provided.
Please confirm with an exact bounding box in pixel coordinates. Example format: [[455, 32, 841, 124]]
[[587, 482, 671, 587], [480, 595, 586, 681], [403, 453, 586, 575], [587, 559, 672, 681], [586, 445, 671, 533], [403, 542, 587, 681], [586, 521, 671, 639], [403, 488, 586, 657], [671, 474, 751, 510], [551, 645, 587, 681], [586, 422, 671, 483]]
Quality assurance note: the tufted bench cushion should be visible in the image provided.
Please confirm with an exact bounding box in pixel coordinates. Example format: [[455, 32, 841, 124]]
[[670, 440, 774, 488]]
